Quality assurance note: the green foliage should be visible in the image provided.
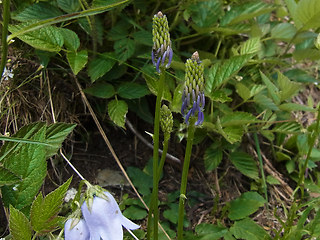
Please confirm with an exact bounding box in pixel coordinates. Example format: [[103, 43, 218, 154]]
[[230, 152, 259, 180], [229, 218, 271, 240], [108, 99, 128, 128], [9, 205, 32, 240]]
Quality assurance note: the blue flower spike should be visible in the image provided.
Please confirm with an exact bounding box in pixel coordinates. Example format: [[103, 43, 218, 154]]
[[152, 11, 173, 73], [64, 218, 90, 240], [81, 191, 140, 240], [181, 51, 205, 126]]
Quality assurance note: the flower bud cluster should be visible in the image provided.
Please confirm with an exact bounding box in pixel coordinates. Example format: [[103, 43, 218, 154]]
[[181, 51, 205, 125], [152, 11, 173, 73], [160, 105, 173, 140]]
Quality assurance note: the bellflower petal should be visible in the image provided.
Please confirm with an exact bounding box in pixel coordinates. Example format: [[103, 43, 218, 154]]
[[64, 218, 90, 240], [81, 191, 139, 240]]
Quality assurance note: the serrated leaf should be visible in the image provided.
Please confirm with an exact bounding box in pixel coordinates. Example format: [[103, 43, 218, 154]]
[[0, 166, 21, 186], [117, 82, 149, 99], [84, 82, 115, 99], [272, 122, 302, 134], [208, 90, 232, 103], [114, 38, 135, 62], [143, 74, 172, 102], [123, 205, 147, 220], [294, 0, 320, 30], [45, 123, 76, 158], [67, 50, 88, 75], [9, 25, 64, 52], [240, 37, 261, 55], [30, 178, 71, 233], [204, 146, 223, 172], [9, 206, 32, 240], [228, 192, 266, 220], [221, 1, 275, 26], [253, 93, 279, 111], [279, 103, 315, 112], [230, 218, 271, 240], [230, 152, 259, 179], [220, 112, 259, 127], [13, 2, 63, 21], [271, 23, 296, 41], [59, 28, 80, 51], [88, 52, 116, 82], [108, 99, 128, 128], [216, 118, 243, 144], [1, 123, 47, 211], [208, 54, 253, 91], [260, 71, 280, 105], [57, 0, 80, 13], [77, 16, 104, 45], [133, 30, 152, 46], [250, 84, 266, 97], [236, 83, 250, 101], [293, 49, 320, 61]]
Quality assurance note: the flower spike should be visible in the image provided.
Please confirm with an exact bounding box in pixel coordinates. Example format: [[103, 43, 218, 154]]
[[181, 51, 205, 126], [152, 11, 173, 73]]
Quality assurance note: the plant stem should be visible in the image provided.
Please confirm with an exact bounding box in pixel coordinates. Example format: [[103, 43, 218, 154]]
[[147, 68, 165, 240], [253, 133, 268, 206], [297, 106, 320, 199], [0, 0, 10, 80], [177, 118, 196, 240]]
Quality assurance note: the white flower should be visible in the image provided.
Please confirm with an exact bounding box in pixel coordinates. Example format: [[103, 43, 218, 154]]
[[81, 191, 139, 240], [64, 218, 90, 240], [1, 67, 14, 81]]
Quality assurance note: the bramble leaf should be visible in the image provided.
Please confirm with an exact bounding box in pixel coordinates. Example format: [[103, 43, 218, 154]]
[[108, 99, 128, 128]]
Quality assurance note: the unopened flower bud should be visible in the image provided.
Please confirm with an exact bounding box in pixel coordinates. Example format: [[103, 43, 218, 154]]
[[181, 51, 205, 125], [152, 11, 173, 73], [160, 105, 173, 140]]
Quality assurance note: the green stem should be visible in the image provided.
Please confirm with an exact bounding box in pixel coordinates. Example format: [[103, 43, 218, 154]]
[[0, 0, 10, 79], [253, 133, 268, 206], [177, 118, 196, 240], [297, 106, 320, 199], [147, 68, 165, 240]]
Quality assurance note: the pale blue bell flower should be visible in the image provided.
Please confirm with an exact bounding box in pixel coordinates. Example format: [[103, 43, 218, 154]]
[[81, 191, 140, 240], [64, 218, 90, 240]]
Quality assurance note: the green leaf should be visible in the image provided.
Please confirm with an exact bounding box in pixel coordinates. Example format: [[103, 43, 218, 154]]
[[293, 49, 320, 61], [143, 74, 172, 102], [228, 192, 266, 220], [59, 28, 80, 51], [187, 0, 223, 28], [221, 1, 275, 26], [195, 223, 228, 240], [271, 23, 296, 41], [272, 122, 302, 134], [67, 50, 88, 75], [204, 146, 223, 172], [13, 2, 63, 21], [171, 84, 184, 113], [216, 118, 244, 144], [57, 0, 80, 13], [45, 123, 76, 158], [127, 166, 152, 195], [88, 53, 116, 82], [260, 71, 280, 105], [30, 178, 71, 233], [84, 82, 115, 99], [9, 25, 64, 52], [279, 103, 315, 112], [133, 30, 152, 46], [266, 175, 280, 185], [117, 82, 149, 99], [294, 0, 320, 30], [253, 93, 279, 111], [220, 112, 259, 127], [236, 83, 251, 101], [114, 38, 135, 62], [208, 90, 232, 103], [208, 55, 253, 92], [230, 152, 259, 179], [0, 166, 21, 186], [277, 71, 301, 101], [123, 205, 147, 220], [1, 123, 47, 211], [9, 205, 32, 240], [230, 218, 271, 240], [108, 99, 128, 128], [240, 37, 261, 55]]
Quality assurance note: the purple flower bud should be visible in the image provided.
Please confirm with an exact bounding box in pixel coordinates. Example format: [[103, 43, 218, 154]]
[[64, 218, 89, 240]]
